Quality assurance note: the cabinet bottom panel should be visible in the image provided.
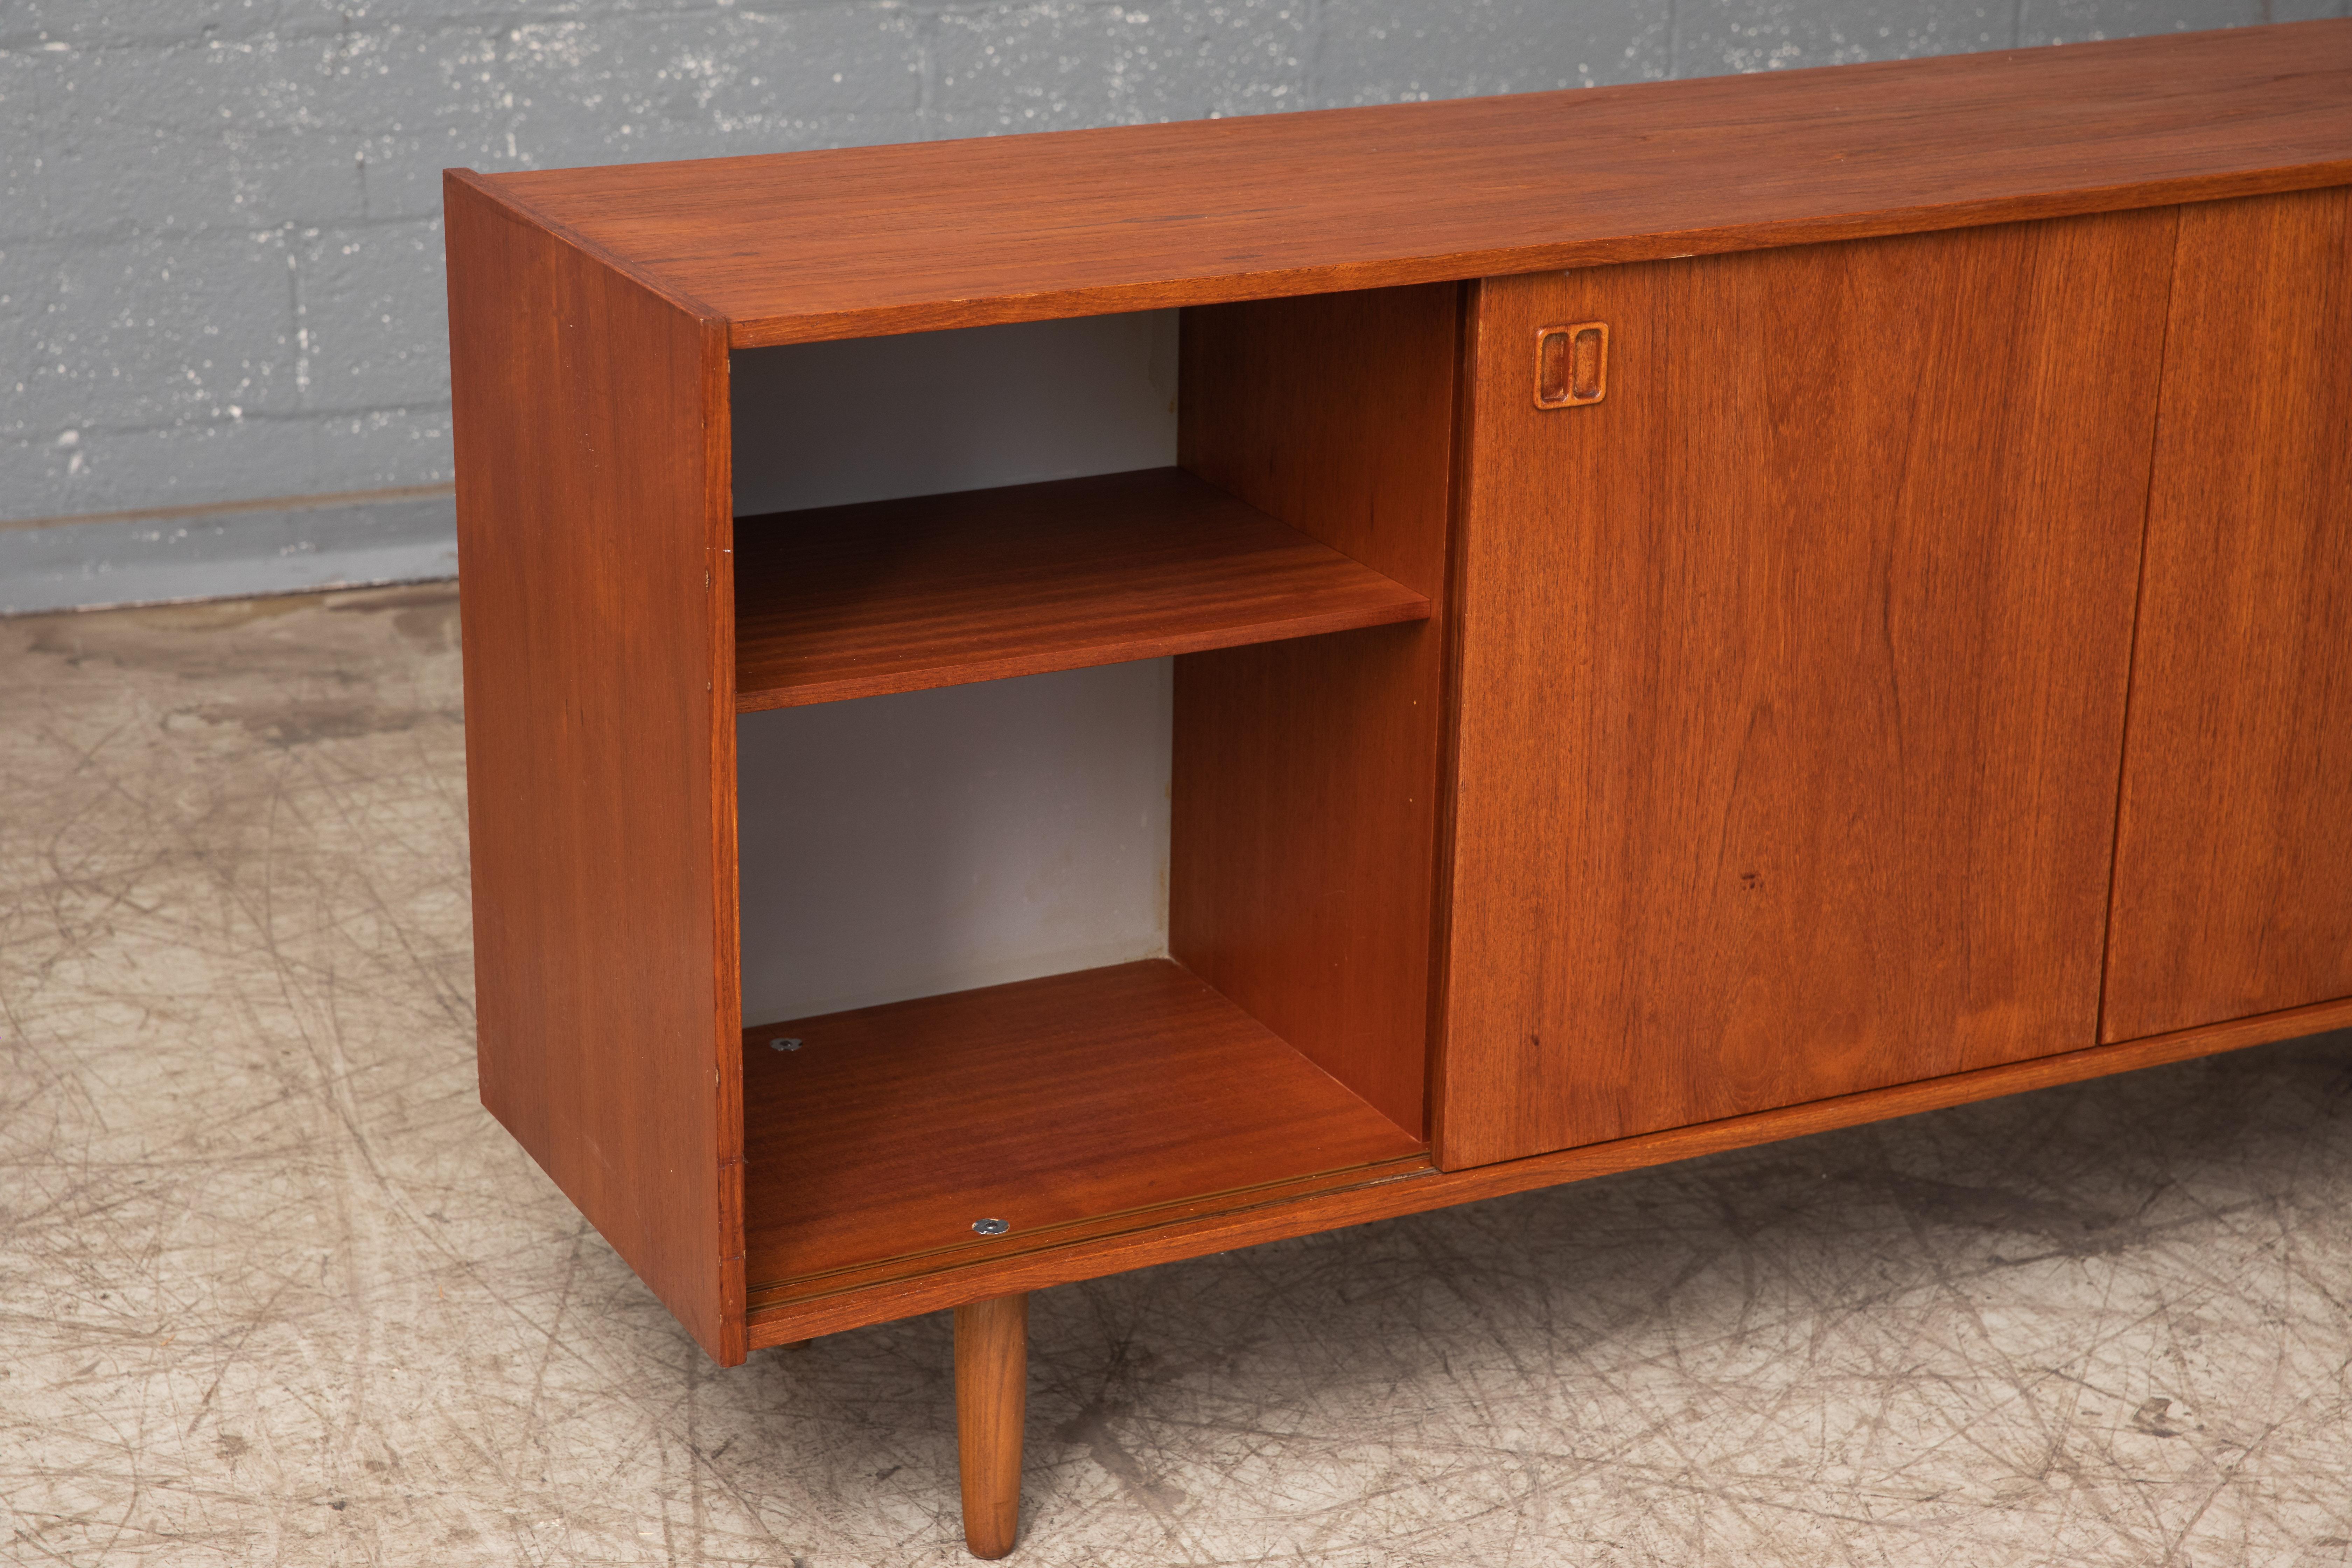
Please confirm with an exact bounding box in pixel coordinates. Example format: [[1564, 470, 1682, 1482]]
[[741, 990, 2352, 1348], [741, 959, 1426, 1316]]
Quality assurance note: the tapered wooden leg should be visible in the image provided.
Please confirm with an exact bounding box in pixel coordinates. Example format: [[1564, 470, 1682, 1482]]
[[954, 1293, 1028, 1560]]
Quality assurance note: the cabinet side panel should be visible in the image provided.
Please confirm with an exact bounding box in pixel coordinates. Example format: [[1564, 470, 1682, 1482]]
[[445, 175, 742, 1361], [1440, 212, 2171, 1169], [2106, 187, 2352, 1041], [1173, 285, 1458, 1138]]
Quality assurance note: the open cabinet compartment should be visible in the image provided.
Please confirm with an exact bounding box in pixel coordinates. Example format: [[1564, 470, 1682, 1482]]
[[730, 284, 1464, 1342]]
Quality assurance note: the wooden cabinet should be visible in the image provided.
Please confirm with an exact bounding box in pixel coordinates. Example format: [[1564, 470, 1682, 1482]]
[[443, 21, 2352, 1557], [2104, 188, 2352, 1041]]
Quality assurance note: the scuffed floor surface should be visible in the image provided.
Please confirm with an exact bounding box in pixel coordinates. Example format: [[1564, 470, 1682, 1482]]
[[4, 587, 2351, 1568]]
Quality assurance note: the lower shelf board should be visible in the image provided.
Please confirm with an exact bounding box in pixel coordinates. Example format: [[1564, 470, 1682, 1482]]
[[734, 983, 2352, 1349], [740, 959, 1428, 1312]]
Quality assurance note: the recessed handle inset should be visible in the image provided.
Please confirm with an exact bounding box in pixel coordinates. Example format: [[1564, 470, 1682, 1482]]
[[1535, 322, 1607, 408]]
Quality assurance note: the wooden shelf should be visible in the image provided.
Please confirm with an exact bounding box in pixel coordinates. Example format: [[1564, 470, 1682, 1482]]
[[740, 960, 1428, 1310], [731, 468, 1429, 711]]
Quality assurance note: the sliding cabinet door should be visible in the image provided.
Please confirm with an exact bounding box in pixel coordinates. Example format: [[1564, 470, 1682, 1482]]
[[2104, 188, 2352, 1042], [1437, 211, 2172, 1169]]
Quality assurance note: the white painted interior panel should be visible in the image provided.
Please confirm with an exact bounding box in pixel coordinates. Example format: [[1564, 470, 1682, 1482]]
[[732, 311, 1180, 1023], [736, 664, 1172, 1024], [730, 312, 1179, 516]]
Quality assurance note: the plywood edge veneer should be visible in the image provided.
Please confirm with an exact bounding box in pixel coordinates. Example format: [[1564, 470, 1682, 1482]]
[[745, 1155, 1432, 1314], [744, 991, 2352, 1347], [465, 23, 2352, 346], [701, 266, 746, 1369], [445, 172, 746, 1364], [444, 167, 728, 322], [1422, 279, 1484, 1156], [732, 469, 1429, 711]]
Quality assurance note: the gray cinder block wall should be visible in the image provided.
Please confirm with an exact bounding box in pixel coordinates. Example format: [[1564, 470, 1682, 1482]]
[[1, 0, 2325, 611]]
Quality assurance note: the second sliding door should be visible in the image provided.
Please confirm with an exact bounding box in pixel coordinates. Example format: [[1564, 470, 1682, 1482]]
[[1437, 211, 2174, 1170], [2102, 188, 2352, 1043]]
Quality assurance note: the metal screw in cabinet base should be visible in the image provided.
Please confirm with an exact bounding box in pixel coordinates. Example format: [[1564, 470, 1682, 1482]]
[[770, 1037, 802, 1052], [972, 1218, 1010, 1236]]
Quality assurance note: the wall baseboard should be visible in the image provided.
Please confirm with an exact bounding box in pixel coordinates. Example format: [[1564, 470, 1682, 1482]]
[[0, 488, 457, 617]]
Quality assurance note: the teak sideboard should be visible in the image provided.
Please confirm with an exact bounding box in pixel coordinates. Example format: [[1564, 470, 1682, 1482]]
[[444, 22, 2352, 1557]]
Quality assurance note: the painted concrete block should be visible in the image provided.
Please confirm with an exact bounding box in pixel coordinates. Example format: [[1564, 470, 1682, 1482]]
[[293, 220, 449, 413], [1319, 0, 1670, 104], [479, 5, 925, 166], [930, 0, 1309, 135], [9, 229, 298, 440], [1675, 0, 2008, 76], [1, 404, 450, 522], [2017, 0, 2262, 45]]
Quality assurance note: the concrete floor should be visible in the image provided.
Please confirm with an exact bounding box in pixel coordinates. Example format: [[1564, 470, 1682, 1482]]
[[5, 586, 2351, 1568]]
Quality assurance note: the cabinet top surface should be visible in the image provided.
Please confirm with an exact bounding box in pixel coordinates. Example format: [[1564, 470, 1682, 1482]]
[[458, 20, 2352, 348]]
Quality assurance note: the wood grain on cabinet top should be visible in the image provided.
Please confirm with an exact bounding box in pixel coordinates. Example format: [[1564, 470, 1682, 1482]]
[[454, 22, 2352, 346]]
